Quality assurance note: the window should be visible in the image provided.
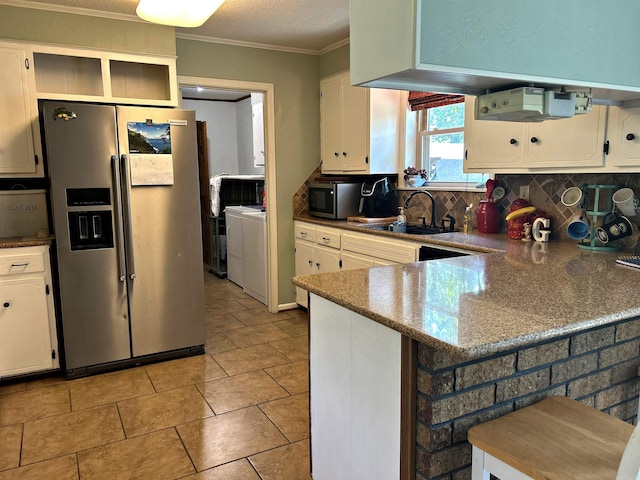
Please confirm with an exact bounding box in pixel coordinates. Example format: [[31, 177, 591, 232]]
[[407, 98, 490, 190]]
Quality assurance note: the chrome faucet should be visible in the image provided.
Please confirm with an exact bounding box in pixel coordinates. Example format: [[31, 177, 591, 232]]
[[404, 190, 437, 229]]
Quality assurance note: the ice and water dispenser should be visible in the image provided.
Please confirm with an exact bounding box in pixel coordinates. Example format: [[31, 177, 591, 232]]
[[66, 188, 114, 251]]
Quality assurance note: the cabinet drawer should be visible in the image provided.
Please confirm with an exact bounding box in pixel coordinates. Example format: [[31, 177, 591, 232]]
[[295, 223, 316, 242], [342, 232, 418, 264], [315, 227, 341, 250], [0, 251, 45, 275]]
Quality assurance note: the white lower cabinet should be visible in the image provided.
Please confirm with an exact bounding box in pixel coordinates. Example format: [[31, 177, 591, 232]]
[[0, 245, 59, 378], [310, 294, 401, 479], [294, 221, 419, 307]]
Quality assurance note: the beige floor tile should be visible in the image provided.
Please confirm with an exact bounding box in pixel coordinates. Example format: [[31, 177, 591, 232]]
[[270, 335, 309, 362], [273, 316, 309, 337], [0, 454, 78, 480], [259, 392, 310, 442], [182, 459, 260, 480], [21, 404, 124, 465], [235, 297, 266, 310], [205, 313, 245, 334], [206, 300, 246, 315], [212, 344, 291, 376], [26, 375, 67, 390], [177, 406, 288, 471], [197, 370, 288, 414], [249, 439, 312, 480], [0, 382, 26, 397], [0, 383, 69, 427], [78, 428, 194, 480], [232, 309, 293, 327], [144, 354, 226, 392], [0, 424, 22, 472], [225, 323, 291, 348], [69, 367, 155, 410], [264, 360, 309, 395], [118, 385, 214, 437], [205, 332, 238, 354]]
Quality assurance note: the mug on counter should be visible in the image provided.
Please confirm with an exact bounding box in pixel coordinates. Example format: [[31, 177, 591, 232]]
[[596, 215, 633, 243], [612, 188, 640, 217], [567, 213, 591, 240]]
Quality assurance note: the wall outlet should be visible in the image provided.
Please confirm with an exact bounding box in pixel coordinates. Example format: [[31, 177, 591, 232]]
[[519, 186, 530, 201]]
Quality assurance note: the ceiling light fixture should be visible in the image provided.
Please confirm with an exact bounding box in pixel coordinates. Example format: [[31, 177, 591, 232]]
[[136, 0, 225, 28]]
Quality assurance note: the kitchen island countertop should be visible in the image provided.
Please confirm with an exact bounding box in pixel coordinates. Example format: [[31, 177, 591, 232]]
[[0, 235, 55, 249], [293, 216, 640, 359]]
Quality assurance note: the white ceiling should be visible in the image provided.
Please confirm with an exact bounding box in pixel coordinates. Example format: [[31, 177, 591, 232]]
[[6, 0, 350, 54]]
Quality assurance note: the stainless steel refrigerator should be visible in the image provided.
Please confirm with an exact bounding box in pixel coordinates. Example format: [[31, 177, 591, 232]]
[[42, 101, 205, 378]]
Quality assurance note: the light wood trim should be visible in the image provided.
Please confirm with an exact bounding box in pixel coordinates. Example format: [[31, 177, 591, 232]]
[[400, 335, 417, 480], [468, 396, 634, 480]]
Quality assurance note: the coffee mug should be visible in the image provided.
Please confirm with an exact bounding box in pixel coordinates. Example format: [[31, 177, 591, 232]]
[[596, 215, 633, 243], [612, 188, 640, 217], [567, 214, 591, 240], [561, 186, 583, 207]]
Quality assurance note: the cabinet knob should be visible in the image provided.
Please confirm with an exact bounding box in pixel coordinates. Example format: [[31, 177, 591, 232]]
[[342, 152, 347, 157], [530, 137, 538, 144], [626, 133, 636, 141], [509, 138, 517, 145], [315, 262, 320, 268], [3, 302, 9, 308], [334, 152, 339, 157]]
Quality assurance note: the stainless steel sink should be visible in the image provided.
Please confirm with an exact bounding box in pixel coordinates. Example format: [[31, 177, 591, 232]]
[[356, 223, 449, 235]]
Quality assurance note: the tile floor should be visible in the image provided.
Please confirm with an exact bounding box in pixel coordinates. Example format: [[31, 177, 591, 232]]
[[0, 271, 312, 479]]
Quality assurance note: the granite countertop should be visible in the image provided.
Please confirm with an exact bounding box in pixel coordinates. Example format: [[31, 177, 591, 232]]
[[293, 216, 640, 360], [0, 235, 55, 248]]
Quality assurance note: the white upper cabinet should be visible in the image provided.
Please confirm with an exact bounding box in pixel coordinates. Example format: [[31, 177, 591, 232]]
[[252, 96, 265, 167], [0, 43, 42, 177], [32, 45, 178, 106], [349, 0, 640, 104], [320, 71, 401, 174], [464, 97, 607, 173], [606, 106, 640, 167]]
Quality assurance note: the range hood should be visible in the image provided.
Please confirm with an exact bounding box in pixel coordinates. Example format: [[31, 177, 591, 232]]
[[349, 0, 640, 114]]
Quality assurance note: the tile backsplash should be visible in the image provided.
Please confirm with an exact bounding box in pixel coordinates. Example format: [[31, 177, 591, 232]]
[[294, 171, 640, 252]]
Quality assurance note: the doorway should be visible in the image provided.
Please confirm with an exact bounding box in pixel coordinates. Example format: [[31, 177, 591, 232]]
[[178, 76, 278, 313]]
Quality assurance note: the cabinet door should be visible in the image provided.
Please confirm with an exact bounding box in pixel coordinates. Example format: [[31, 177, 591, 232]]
[[607, 106, 640, 167], [295, 239, 315, 307], [464, 97, 525, 171], [526, 106, 606, 168], [0, 276, 53, 377], [314, 245, 342, 274], [341, 78, 370, 171], [341, 251, 374, 271], [320, 75, 343, 171], [252, 101, 265, 167], [0, 46, 38, 176]]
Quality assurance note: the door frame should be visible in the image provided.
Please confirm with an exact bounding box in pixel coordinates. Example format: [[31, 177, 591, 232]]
[[177, 76, 278, 312]]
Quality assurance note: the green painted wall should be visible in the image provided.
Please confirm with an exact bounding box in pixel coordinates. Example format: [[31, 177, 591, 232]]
[[319, 43, 350, 78], [0, 5, 175, 55], [176, 39, 321, 304]]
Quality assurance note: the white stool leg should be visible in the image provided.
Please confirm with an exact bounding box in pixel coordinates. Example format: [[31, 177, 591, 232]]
[[471, 446, 490, 480]]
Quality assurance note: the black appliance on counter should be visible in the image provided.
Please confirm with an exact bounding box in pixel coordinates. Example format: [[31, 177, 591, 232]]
[[358, 177, 397, 218]]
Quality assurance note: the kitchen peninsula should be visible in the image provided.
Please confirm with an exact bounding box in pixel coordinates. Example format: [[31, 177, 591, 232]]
[[293, 233, 640, 479]]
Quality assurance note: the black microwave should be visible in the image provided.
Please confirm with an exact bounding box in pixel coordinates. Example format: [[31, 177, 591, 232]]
[[308, 182, 361, 219]]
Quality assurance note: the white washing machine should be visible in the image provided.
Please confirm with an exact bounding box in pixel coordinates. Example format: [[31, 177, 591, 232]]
[[241, 210, 267, 305], [225, 205, 260, 287]]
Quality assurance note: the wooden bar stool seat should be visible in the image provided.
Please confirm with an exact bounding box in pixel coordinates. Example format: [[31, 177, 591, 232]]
[[468, 396, 638, 480]]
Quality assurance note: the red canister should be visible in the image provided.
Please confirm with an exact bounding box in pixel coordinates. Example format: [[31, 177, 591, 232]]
[[476, 200, 499, 233]]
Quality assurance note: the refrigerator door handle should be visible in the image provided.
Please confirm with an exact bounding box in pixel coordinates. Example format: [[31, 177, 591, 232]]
[[120, 154, 136, 280], [111, 155, 127, 282]]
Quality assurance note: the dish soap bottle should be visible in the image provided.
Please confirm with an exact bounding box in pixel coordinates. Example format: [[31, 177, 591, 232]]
[[463, 204, 473, 233], [396, 207, 406, 225]]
